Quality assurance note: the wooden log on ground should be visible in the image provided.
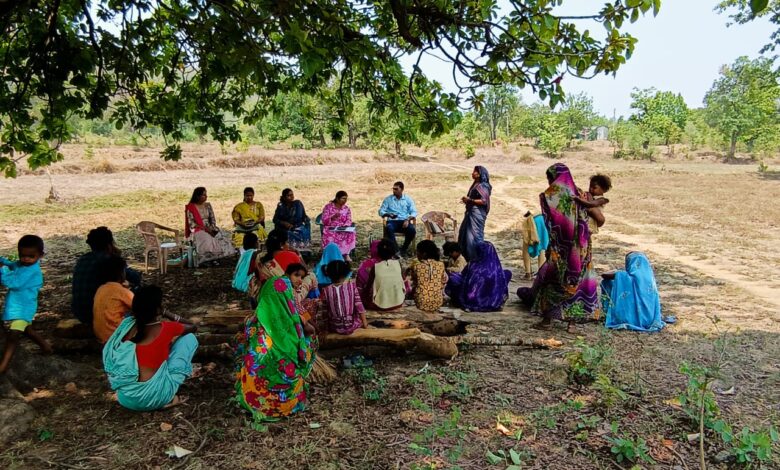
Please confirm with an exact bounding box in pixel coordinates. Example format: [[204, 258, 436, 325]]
[[54, 319, 95, 339], [202, 309, 251, 327], [196, 333, 235, 346], [189, 331, 560, 361], [194, 344, 233, 361], [457, 336, 563, 349], [202, 308, 470, 337], [51, 338, 102, 354], [320, 328, 458, 359], [367, 318, 467, 336]]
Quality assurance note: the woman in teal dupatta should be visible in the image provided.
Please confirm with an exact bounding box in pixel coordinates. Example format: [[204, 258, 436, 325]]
[[601, 252, 664, 332], [234, 276, 315, 421], [102, 286, 198, 411]]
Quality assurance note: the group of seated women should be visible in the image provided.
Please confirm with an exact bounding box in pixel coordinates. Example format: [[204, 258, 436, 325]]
[[184, 186, 358, 264]]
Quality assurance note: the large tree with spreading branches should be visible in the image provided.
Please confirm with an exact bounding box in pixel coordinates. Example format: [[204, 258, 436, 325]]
[[0, 0, 661, 176]]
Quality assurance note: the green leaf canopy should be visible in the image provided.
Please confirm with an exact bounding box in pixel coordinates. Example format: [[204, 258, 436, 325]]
[[0, 0, 659, 176]]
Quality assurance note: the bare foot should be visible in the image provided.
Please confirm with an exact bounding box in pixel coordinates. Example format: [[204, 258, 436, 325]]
[[523, 273, 532, 281], [40, 343, 54, 355], [566, 322, 576, 334], [163, 395, 187, 409]]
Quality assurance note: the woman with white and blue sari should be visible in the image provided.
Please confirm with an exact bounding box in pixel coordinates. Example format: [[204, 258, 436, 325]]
[[458, 166, 491, 261], [601, 252, 665, 332]]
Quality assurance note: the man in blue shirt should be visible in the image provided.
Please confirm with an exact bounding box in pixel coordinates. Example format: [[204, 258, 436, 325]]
[[378, 181, 417, 256]]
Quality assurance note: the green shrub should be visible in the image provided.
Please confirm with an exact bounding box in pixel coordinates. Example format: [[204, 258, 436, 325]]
[[536, 114, 568, 157], [565, 337, 614, 386]]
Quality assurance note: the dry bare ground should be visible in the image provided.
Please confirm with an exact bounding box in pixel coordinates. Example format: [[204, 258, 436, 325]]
[[0, 142, 779, 469]]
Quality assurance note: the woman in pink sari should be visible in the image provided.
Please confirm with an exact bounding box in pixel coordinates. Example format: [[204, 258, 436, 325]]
[[516, 163, 600, 332], [321, 191, 356, 262], [185, 187, 235, 264]]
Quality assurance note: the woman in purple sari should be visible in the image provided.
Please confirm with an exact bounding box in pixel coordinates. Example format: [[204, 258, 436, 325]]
[[458, 166, 491, 262], [517, 163, 601, 332], [446, 241, 512, 312]]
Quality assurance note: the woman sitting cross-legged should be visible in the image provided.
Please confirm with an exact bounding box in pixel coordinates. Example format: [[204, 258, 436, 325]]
[[410, 240, 448, 313], [319, 260, 368, 335], [102, 286, 198, 411], [185, 186, 235, 264], [601, 252, 665, 333], [446, 241, 512, 312], [234, 276, 315, 421], [365, 238, 406, 311]]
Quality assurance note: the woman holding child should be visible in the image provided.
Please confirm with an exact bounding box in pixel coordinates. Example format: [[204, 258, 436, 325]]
[[185, 187, 236, 263], [517, 163, 600, 332]]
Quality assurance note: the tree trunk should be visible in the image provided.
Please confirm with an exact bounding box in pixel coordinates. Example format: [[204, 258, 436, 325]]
[[394, 140, 401, 156], [490, 118, 497, 141], [729, 132, 737, 158], [348, 123, 357, 148], [319, 130, 326, 147]]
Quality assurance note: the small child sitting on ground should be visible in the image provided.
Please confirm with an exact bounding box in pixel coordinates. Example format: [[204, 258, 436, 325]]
[[284, 262, 317, 336], [575, 174, 612, 234], [0, 235, 52, 374], [442, 242, 467, 274], [319, 260, 367, 335], [410, 240, 448, 312], [93, 256, 134, 343]]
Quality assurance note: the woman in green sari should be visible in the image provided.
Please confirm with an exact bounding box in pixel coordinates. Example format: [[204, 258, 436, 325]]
[[234, 276, 314, 421]]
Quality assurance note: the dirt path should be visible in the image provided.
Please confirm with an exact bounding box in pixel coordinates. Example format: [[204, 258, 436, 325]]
[[604, 215, 780, 310], [488, 177, 780, 311]]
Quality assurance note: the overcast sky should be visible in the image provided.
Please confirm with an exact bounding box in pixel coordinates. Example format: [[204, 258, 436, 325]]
[[406, 1, 776, 118]]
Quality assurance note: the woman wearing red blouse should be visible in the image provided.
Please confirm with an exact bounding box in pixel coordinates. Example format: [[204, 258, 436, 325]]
[[103, 286, 198, 411]]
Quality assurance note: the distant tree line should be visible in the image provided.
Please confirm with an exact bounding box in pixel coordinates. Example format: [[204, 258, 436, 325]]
[[68, 56, 779, 161]]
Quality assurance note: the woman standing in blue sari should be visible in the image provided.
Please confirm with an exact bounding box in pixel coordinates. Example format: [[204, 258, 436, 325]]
[[458, 166, 491, 261], [273, 188, 312, 252]]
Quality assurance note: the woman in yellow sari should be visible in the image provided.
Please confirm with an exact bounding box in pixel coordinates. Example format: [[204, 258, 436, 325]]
[[232, 187, 268, 247]]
